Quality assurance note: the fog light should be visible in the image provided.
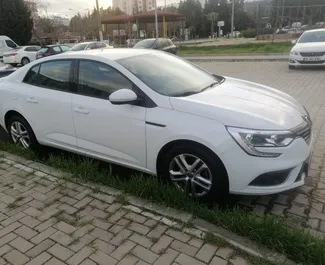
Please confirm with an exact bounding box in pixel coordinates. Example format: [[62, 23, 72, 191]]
[[249, 168, 292, 187], [290, 59, 296, 63]]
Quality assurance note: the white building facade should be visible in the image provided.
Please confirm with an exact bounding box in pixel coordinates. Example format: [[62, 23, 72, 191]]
[[112, 0, 156, 15]]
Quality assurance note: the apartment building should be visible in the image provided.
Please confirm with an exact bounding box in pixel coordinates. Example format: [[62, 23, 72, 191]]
[[112, 0, 156, 15]]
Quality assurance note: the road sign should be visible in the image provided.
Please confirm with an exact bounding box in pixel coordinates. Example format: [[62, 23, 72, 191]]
[[217, 21, 225, 27]]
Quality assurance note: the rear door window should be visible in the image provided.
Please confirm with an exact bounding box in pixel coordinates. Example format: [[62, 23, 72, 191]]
[[60, 45, 70, 52], [53, 46, 62, 53], [25, 47, 37, 52], [38, 47, 49, 54]]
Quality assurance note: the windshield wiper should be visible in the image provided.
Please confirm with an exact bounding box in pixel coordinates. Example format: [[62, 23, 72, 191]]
[[201, 81, 219, 92], [171, 91, 199, 97]]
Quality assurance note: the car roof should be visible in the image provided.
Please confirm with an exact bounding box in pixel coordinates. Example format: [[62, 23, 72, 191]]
[[55, 48, 154, 61], [304, 28, 325, 33]]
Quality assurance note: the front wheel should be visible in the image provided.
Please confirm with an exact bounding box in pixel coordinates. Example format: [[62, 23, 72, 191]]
[[289, 65, 296, 70], [160, 144, 229, 202], [7, 115, 39, 150]]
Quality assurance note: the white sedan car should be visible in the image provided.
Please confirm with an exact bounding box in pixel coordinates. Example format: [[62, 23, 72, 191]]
[[70, 41, 113, 52], [289, 28, 325, 69], [3, 46, 41, 67], [0, 49, 312, 200]]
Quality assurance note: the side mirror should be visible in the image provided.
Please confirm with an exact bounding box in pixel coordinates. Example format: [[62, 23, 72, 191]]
[[291, 39, 297, 45], [109, 89, 138, 105]]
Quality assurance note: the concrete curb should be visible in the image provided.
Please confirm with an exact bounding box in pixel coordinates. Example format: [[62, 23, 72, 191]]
[[0, 151, 297, 265], [182, 53, 288, 57], [184, 57, 288, 62]]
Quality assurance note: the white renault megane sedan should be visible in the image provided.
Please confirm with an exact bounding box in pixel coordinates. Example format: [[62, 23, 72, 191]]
[[0, 49, 313, 201]]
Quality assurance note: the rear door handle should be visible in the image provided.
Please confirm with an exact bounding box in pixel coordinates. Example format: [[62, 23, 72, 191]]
[[26, 97, 38, 104], [73, 107, 89, 114]]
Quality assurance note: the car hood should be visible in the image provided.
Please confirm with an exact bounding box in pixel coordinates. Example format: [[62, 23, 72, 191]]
[[169, 77, 307, 130], [292, 42, 325, 52]]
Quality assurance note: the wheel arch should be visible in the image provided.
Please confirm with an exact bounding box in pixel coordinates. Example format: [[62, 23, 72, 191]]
[[21, 56, 30, 64], [156, 139, 229, 183], [5, 110, 28, 131]]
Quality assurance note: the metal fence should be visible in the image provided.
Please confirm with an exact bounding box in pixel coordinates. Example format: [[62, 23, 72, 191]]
[[256, 2, 325, 37]]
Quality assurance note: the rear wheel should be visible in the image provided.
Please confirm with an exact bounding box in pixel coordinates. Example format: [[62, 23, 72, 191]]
[[160, 144, 229, 202], [10, 63, 18, 67], [21, 57, 30, 66], [7, 115, 39, 150]]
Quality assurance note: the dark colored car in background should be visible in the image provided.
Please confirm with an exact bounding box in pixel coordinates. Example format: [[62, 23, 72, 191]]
[[133, 38, 177, 54], [36, 44, 71, 59]]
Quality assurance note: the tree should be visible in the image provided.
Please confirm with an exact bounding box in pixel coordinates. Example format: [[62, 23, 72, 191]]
[[178, 0, 204, 38], [0, 0, 34, 45], [206, 12, 218, 37], [271, 0, 325, 28]]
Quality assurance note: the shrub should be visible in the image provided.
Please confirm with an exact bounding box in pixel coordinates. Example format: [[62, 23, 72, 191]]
[[242, 29, 257, 38]]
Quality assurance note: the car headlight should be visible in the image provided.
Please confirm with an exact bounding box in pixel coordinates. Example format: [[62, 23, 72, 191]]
[[227, 127, 295, 157], [290, 51, 299, 55]]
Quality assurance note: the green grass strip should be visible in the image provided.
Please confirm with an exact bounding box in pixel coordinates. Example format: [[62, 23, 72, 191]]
[[178, 42, 292, 55], [0, 141, 324, 265]]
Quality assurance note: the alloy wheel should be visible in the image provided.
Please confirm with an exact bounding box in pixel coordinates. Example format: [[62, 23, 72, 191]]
[[169, 153, 213, 197], [10, 121, 30, 149], [22, 58, 29, 65]]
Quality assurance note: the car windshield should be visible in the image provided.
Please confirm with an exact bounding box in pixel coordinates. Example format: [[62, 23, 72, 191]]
[[38, 47, 49, 54], [117, 53, 224, 97], [133, 39, 156, 48], [71, 43, 89, 51], [298, 31, 325, 43]]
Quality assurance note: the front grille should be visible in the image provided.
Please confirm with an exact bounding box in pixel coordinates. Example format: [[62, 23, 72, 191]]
[[298, 60, 325, 64], [300, 52, 325, 57]]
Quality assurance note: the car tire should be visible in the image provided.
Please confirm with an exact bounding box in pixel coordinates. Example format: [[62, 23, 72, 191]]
[[160, 143, 229, 202], [10, 63, 18, 67], [21, 57, 30, 66], [289, 65, 296, 70], [7, 115, 39, 150]]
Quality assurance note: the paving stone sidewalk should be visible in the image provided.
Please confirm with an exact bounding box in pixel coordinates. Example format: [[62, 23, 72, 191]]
[[0, 156, 258, 265]]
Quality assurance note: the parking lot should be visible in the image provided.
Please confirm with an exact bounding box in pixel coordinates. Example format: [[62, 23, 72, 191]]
[[196, 61, 325, 234], [1, 61, 325, 234]]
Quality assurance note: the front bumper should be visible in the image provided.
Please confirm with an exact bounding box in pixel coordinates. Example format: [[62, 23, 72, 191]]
[[220, 132, 313, 196], [289, 54, 325, 67]]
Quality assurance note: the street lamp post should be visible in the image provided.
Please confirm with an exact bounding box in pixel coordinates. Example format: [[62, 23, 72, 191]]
[[154, 0, 158, 38], [231, 0, 235, 37], [95, 0, 103, 41]]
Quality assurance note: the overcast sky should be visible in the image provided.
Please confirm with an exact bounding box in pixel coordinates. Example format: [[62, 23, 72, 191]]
[[44, 0, 177, 17]]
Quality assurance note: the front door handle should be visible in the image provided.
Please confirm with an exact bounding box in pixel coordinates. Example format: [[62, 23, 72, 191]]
[[73, 107, 89, 114], [26, 97, 38, 104]]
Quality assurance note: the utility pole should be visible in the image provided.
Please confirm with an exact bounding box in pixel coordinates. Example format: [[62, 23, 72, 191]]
[[95, 0, 103, 41], [154, 0, 158, 38], [280, 0, 285, 28], [231, 0, 235, 37]]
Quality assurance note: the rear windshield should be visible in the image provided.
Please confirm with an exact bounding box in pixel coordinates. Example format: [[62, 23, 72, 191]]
[[134, 39, 156, 48], [38, 47, 49, 54]]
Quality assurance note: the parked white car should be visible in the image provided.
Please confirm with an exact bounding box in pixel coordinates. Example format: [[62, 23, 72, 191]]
[[0, 49, 312, 200], [70, 41, 113, 52], [3, 46, 41, 67], [0, 36, 19, 61], [289, 28, 325, 69]]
